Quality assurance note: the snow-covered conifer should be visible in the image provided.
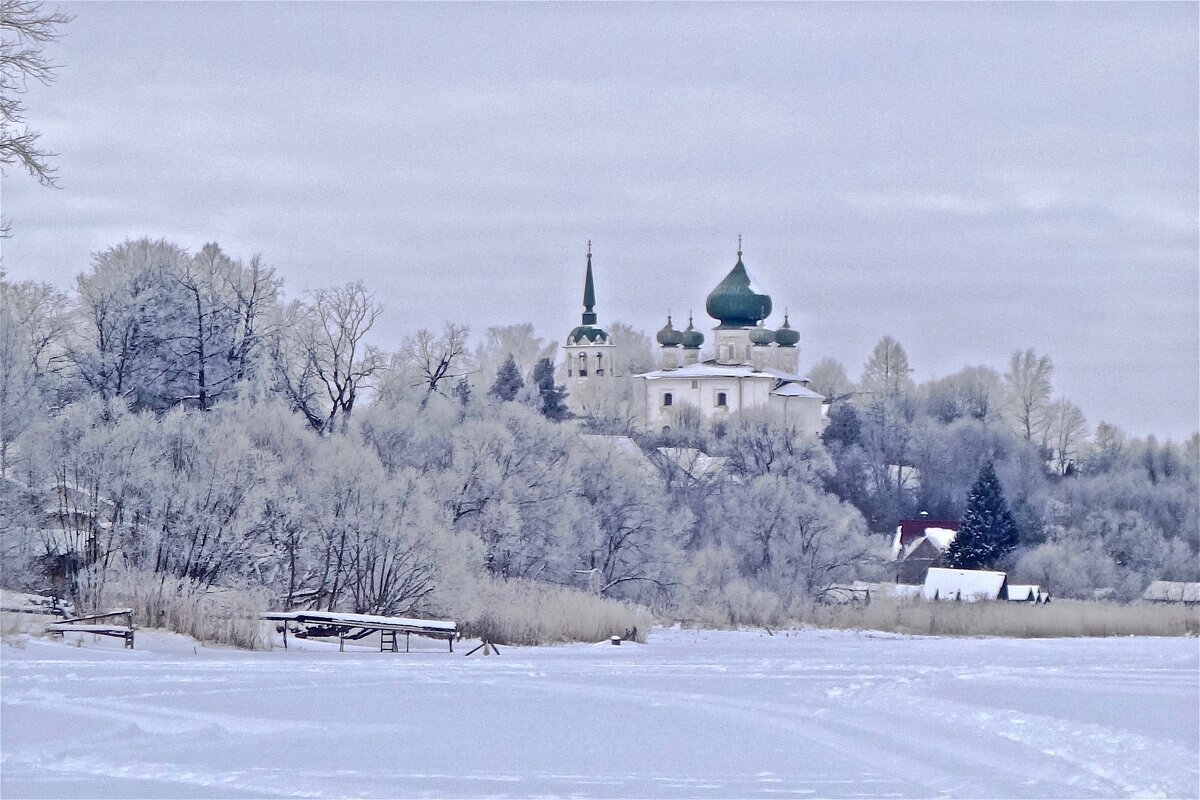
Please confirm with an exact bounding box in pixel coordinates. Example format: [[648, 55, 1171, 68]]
[[488, 354, 524, 402], [945, 461, 1020, 569]]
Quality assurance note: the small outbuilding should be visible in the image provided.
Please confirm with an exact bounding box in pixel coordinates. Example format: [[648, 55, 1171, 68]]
[[923, 567, 1008, 602], [1005, 584, 1047, 603], [1141, 581, 1200, 604], [851, 581, 924, 601], [891, 516, 959, 585]]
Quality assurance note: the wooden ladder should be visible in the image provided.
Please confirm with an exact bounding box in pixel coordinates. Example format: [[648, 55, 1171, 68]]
[[380, 629, 398, 652]]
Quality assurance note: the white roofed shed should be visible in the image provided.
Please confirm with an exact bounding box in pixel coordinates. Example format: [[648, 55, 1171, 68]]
[[923, 568, 1008, 602]]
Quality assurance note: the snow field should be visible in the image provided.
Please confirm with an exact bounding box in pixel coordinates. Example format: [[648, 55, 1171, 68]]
[[2, 627, 1197, 799]]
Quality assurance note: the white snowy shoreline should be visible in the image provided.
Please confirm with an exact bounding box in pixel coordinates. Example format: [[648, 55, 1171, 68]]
[[2, 627, 1197, 799]]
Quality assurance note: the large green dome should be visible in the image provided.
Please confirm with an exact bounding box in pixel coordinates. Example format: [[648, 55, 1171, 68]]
[[705, 251, 772, 328]]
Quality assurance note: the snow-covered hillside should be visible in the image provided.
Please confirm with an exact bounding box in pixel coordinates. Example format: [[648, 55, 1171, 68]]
[[2, 628, 1196, 798]]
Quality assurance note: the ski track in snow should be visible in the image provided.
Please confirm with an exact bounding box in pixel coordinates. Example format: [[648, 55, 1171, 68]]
[[2, 628, 1197, 799]]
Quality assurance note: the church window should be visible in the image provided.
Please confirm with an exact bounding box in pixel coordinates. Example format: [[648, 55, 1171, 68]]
[[716, 392, 728, 408], [690, 380, 698, 389], [662, 392, 673, 407], [596, 353, 604, 376], [578, 352, 588, 377]]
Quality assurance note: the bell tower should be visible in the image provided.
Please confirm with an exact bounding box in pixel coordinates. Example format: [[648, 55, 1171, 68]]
[[564, 241, 616, 411]]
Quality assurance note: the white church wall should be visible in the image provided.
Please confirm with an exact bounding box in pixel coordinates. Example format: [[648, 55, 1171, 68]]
[[768, 394, 825, 436]]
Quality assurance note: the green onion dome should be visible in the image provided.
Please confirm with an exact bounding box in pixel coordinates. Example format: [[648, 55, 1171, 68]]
[[681, 314, 705, 349], [656, 315, 683, 347], [705, 250, 772, 328], [750, 324, 775, 346], [568, 325, 609, 345], [774, 314, 799, 347]]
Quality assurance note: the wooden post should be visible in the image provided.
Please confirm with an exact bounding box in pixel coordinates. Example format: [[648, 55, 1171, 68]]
[[282, 624, 288, 650], [406, 632, 410, 653], [449, 635, 453, 653], [339, 630, 345, 652]]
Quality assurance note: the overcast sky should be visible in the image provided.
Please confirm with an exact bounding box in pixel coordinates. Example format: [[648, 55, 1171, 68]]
[[4, 2, 1197, 439]]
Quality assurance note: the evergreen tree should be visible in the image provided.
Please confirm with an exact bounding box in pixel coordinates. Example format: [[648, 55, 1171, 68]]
[[531, 357, 569, 421], [823, 402, 862, 448], [451, 376, 472, 406], [944, 461, 1020, 569], [488, 354, 524, 402]]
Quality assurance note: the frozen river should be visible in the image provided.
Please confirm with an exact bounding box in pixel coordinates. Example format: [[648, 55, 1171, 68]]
[[2, 627, 1197, 798]]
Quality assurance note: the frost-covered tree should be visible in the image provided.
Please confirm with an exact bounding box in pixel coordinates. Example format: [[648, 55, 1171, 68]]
[[860, 335, 914, 398], [1005, 349, 1053, 442], [922, 366, 1003, 424], [1086, 421, 1127, 475], [702, 474, 873, 601], [606, 321, 655, 374], [573, 444, 688, 599], [944, 462, 1020, 569], [0, 277, 70, 471], [174, 244, 278, 411], [442, 405, 579, 581], [721, 409, 831, 484], [299, 281, 383, 434], [473, 323, 554, 391], [1046, 397, 1088, 475], [71, 239, 191, 410], [0, 0, 71, 200], [71, 238, 276, 414], [807, 357, 854, 405], [397, 322, 472, 408]]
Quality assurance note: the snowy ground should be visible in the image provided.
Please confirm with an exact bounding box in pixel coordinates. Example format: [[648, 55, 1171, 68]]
[[2, 626, 1197, 799]]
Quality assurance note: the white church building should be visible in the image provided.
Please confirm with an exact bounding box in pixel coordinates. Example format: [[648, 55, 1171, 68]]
[[561, 241, 826, 435]]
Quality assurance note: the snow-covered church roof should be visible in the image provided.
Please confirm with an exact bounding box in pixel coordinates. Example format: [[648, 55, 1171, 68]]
[[636, 361, 801, 381], [635, 362, 823, 399]]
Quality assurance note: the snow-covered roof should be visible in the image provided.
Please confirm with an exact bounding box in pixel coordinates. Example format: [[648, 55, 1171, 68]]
[[580, 434, 660, 483], [656, 447, 729, 481], [770, 383, 824, 399], [262, 610, 457, 632], [922, 568, 1007, 602], [1005, 584, 1041, 602], [1142, 581, 1200, 603], [892, 520, 959, 559], [891, 528, 958, 561], [851, 581, 923, 599], [635, 361, 804, 382]]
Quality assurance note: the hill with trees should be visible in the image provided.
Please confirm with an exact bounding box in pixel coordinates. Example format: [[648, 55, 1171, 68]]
[[2, 237, 1196, 642]]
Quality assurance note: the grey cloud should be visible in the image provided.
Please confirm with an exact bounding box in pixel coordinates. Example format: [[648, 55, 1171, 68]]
[[3, 1, 1196, 438]]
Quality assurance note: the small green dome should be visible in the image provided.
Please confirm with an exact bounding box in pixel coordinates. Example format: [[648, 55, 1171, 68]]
[[568, 325, 609, 345], [656, 315, 683, 347], [774, 314, 799, 347], [705, 251, 772, 328], [681, 314, 704, 349], [750, 325, 775, 346]]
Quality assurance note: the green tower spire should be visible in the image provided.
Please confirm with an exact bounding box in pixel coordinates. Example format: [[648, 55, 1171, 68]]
[[582, 239, 597, 325]]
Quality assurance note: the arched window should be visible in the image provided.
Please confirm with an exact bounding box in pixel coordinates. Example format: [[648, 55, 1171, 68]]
[[595, 352, 604, 376], [578, 352, 588, 377], [662, 392, 673, 407]]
